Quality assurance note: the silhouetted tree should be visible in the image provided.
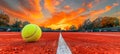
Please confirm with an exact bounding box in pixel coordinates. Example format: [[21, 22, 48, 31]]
[[12, 20, 22, 28], [0, 14, 9, 26], [22, 21, 30, 27], [101, 17, 119, 28], [70, 25, 77, 31], [80, 19, 93, 31]]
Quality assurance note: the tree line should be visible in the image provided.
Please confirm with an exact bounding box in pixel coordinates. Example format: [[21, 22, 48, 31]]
[[79, 17, 120, 31], [0, 13, 120, 32], [0, 13, 30, 28]]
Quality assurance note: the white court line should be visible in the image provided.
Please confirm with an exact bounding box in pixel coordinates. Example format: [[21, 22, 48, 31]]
[[57, 32, 72, 54], [80, 33, 120, 36]]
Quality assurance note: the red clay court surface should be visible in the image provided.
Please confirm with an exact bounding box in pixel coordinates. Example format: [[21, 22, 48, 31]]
[[0, 32, 120, 54]]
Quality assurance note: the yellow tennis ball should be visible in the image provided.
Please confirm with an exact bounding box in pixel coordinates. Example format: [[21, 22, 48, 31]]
[[21, 24, 42, 42]]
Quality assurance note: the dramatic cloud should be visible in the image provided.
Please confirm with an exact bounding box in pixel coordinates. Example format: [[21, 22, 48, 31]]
[[0, 0, 43, 23], [39, 8, 87, 30], [0, 0, 119, 30], [44, 0, 61, 13], [89, 3, 119, 21]]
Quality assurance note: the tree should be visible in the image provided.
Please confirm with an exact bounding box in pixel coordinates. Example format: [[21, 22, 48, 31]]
[[70, 25, 77, 31], [92, 17, 103, 29], [101, 17, 119, 28], [0, 14, 9, 26], [22, 21, 30, 27], [80, 19, 93, 30], [12, 20, 22, 28]]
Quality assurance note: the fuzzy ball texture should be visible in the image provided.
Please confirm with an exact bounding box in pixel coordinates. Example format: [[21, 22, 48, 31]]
[[21, 24, 42, 42]]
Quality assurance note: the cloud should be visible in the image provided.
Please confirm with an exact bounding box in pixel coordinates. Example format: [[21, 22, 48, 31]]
[[82, 0, 99, 9], [0, 0, 44, 23], [0, 0, 119, 30], [87, 3, 93, 8], [113, 2, 119, 7], [19, 0, 44, 18], [89, 2, 119, 21], [64, 5, 71, 10], [39, 8, 87, 30], [44, 0, 61, 13]]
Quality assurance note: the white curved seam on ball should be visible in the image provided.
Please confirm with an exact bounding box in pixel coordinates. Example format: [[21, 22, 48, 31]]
[[25, 25, 38, 38]]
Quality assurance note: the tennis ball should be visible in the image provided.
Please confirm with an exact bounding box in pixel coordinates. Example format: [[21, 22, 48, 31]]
[[21, 24, 42, 42]]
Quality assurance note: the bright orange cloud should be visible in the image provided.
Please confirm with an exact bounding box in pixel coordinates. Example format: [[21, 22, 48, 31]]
[[44, 0, 61, 13], [39, 8, 87, 30], [0, 0, 119, 30], [0, 0, 43, 23]]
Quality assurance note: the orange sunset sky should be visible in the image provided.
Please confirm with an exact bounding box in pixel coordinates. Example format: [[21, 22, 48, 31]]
[[0, 0, 120, 30]]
